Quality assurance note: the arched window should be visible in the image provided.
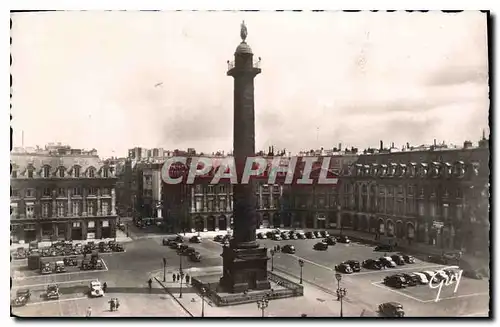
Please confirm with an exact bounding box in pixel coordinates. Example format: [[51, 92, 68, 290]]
[[58, 167, 65, 178], [74, 166, 80, 178], [43, 166, 50, 178], [88, 168, 95, 178]]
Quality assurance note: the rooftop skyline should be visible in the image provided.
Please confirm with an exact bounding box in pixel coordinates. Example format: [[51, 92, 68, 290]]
[[11, 11, 489, 158]]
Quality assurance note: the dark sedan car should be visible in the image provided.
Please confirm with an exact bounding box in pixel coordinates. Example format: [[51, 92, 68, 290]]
[[378, 302, 404, 317], [214, 235, 224, 242], [323, 237, 336, 246], [391, 255, 406, 266], [189, 236, 202, 243], [280, 233, 290, 240], [266, 231, 275, 239], [162, 238, 173, 246], [400, 273, 419, 286], [402, 254, 416, 264], [289, 233, 298, 240], [296, 232, 307, 239], [374, 244, 394, 252], [169, 242, 180, 249], [335, 263, 353, 274], [282, 245, 296, 254], [313, 242, 328, 251], [256, 232, 267, 240], [336, 235, 350, 244], [305, 232, 316, 239], [320, 230, 330, 238], [344, 260, 361, 272], [362, 259, 382, 270], [383, 275, 406, 288], [313, 231, 322, 238]]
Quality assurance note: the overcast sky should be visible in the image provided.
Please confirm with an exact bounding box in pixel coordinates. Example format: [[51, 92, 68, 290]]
[[11, 11, 489, 158]]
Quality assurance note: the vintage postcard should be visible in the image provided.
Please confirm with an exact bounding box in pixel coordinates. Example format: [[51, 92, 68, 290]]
[[10, 10, 490, 318]]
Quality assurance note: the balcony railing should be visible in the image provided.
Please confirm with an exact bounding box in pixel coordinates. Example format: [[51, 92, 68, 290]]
[[227, 59, 261, 71]]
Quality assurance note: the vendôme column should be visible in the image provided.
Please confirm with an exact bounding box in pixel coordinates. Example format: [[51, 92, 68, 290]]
[[220, 21, 271, 293]]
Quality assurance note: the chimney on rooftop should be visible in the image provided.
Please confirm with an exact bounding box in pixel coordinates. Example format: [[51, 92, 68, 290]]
[[380, 140, 383, 151], [391, 142, 394, 148]]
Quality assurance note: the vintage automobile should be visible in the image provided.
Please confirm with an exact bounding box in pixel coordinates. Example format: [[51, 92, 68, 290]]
[[335, 263, 353, 274], [280, 232, 290, 240], [390, 255, 406, 266], [362, 259, 382, 270], [344, 260, 361, 272], [189, 252, 202, 262], [81, 259, 93, 270], [379, 257, 397, 268], [12, 289, 31, 306], [383, 275, 406, 289], [169, 242, 180, 250], [336, 235, 351, 244], [313, 242, 328, 251], [87, 241, 97, 250], [378, 302, 405, 317], [313, 231, 322, 238], [289, 233, 298, 240], [296, 232, 307, 240], [189, 236, 202, 243], [63, 256, 78, 266], [182, 247, 197, 256], [305, 232, 316, 239], [256, 232, 267, 240], [320, 230, 330, 238], [402, 254, 416, 264], [113, 243, 125, 252], [374, 244, 394, 252], [214, 235, 225, 242], [89, 280, 105, 297], [413, 272, 429, 284], [431, 270, 449, 283], [94, 258, 105, 270], [46, 284, 60, 300], [173, 235, 184, 243], [178, 244, 189, 254], [323, 237, 337, 246], [282, 244, 296, 254], [40, 262, 53, 275], [402, 273, 420, 286], [55, 261, 66, 273], [272, 234, 282, 241], [99, 242, 113, 253], [14, 247, 27, 260]]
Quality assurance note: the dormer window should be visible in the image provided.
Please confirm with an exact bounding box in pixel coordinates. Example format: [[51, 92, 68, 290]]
[[102, 168, 109, 178], [58, 167, 65, 178], [43, 166, 50, 178], [88, 168, 95, 178], [74, 166, 80, 178], [27, 169, 33, 178]]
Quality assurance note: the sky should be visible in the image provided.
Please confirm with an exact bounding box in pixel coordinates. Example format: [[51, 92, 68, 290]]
[[11, 11, 489, 158]]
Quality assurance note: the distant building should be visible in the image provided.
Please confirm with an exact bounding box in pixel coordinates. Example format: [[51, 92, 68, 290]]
[[10, 144, 118, 243]]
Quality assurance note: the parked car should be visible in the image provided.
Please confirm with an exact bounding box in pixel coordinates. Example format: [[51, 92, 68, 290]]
[[162, 238, 171, 246], [374, 244, 394, 252], [178, 244, 189, 253], [335, 263, 353, 274], [182, 247, 197, 257], [379, 257, 397, 268], [173, 235, 184, 243], [383, 275, 406, 288], [378, 302, 405, 317], [266, 231, 275, 239], [14, 248, 27, 260], [272, 234, 282, 241], [313, 242, 328, 251], [54, 261, 66, 273], [46, 284, 60, 300], [296, 232, 307, 239], [432, 270, 449, 283], [282, 245, 296, 254], [420, 271, 434, 281], [313, 231, 322, 238], [362, 259, 382, 270], [320, 230, 330, 238], [427, 254, 448, 265], [89, 280, 104, 297], [189, 236, 202, 243], [280, 233, 290, 240], [256, 232, 267, 240], [40, 262, 53, 274], [289, 233, 298, 240], [169, 242, 180, 249], [391, 255, 406, 266], [399, 273, 419, 286], [12, 289, 31, 307], [305, 232, 316, 239], [344, 260, 361, 272], [336, 235, 350, 244], [113, 243, 125, 252], [323, 237, 336, 246], [63, 256, 78, 266], [402, 254, 416, 264], [412, 272, 429, 284], [189, 252, 202, 262]]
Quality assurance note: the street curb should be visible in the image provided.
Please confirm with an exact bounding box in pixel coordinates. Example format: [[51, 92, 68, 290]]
[[154, 276, 194, 317]]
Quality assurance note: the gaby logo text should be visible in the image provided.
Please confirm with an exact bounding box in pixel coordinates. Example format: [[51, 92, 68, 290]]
[[161, 156, 339, 185]]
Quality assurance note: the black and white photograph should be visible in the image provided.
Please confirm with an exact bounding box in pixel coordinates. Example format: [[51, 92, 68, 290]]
[[9, 10, 491, 318]]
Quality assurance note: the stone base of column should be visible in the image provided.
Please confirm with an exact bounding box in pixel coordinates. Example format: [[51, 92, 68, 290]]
[[220, 246, 271, 293]]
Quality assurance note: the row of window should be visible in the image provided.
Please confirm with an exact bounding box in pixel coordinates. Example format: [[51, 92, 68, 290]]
[[12, 187, 113, 198], [191, 184, 286, 194], [13, 201, 112, 219], [14, 221, 111, 230], [343, 184, 463, 199], [11, 166, 112, 179]]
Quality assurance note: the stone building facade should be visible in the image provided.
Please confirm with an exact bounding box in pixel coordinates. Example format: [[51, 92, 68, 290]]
[[338, 138, 489, 255], [10, 145, 118, 243]]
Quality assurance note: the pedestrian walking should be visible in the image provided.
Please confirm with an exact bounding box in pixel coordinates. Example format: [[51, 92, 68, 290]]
[[277, 245, 281, 252], [86, 306, 92, 317], [148, 278, 152, 290], [102, 282, 107, 293], [116, 298, 120, 311], [185, 274, 190, 285], [173, 274, 177, 282]]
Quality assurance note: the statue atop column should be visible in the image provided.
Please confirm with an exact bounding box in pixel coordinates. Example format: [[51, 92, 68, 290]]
[[240, 20, 248, 42]]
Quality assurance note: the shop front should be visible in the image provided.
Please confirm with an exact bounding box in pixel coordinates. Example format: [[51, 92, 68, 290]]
[[71, 221, 83, 240], [101, 219, 112, 239], [41, 223, 53, 242], [87, 220, 96, 240]]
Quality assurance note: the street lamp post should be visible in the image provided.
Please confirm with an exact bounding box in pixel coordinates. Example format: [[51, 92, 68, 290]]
[[298, 259, 304, 284], [256, 295, 269, 317], [335, 273, 347, 317], [270, 249, 275, 271], [200, 287, 206, 317]]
